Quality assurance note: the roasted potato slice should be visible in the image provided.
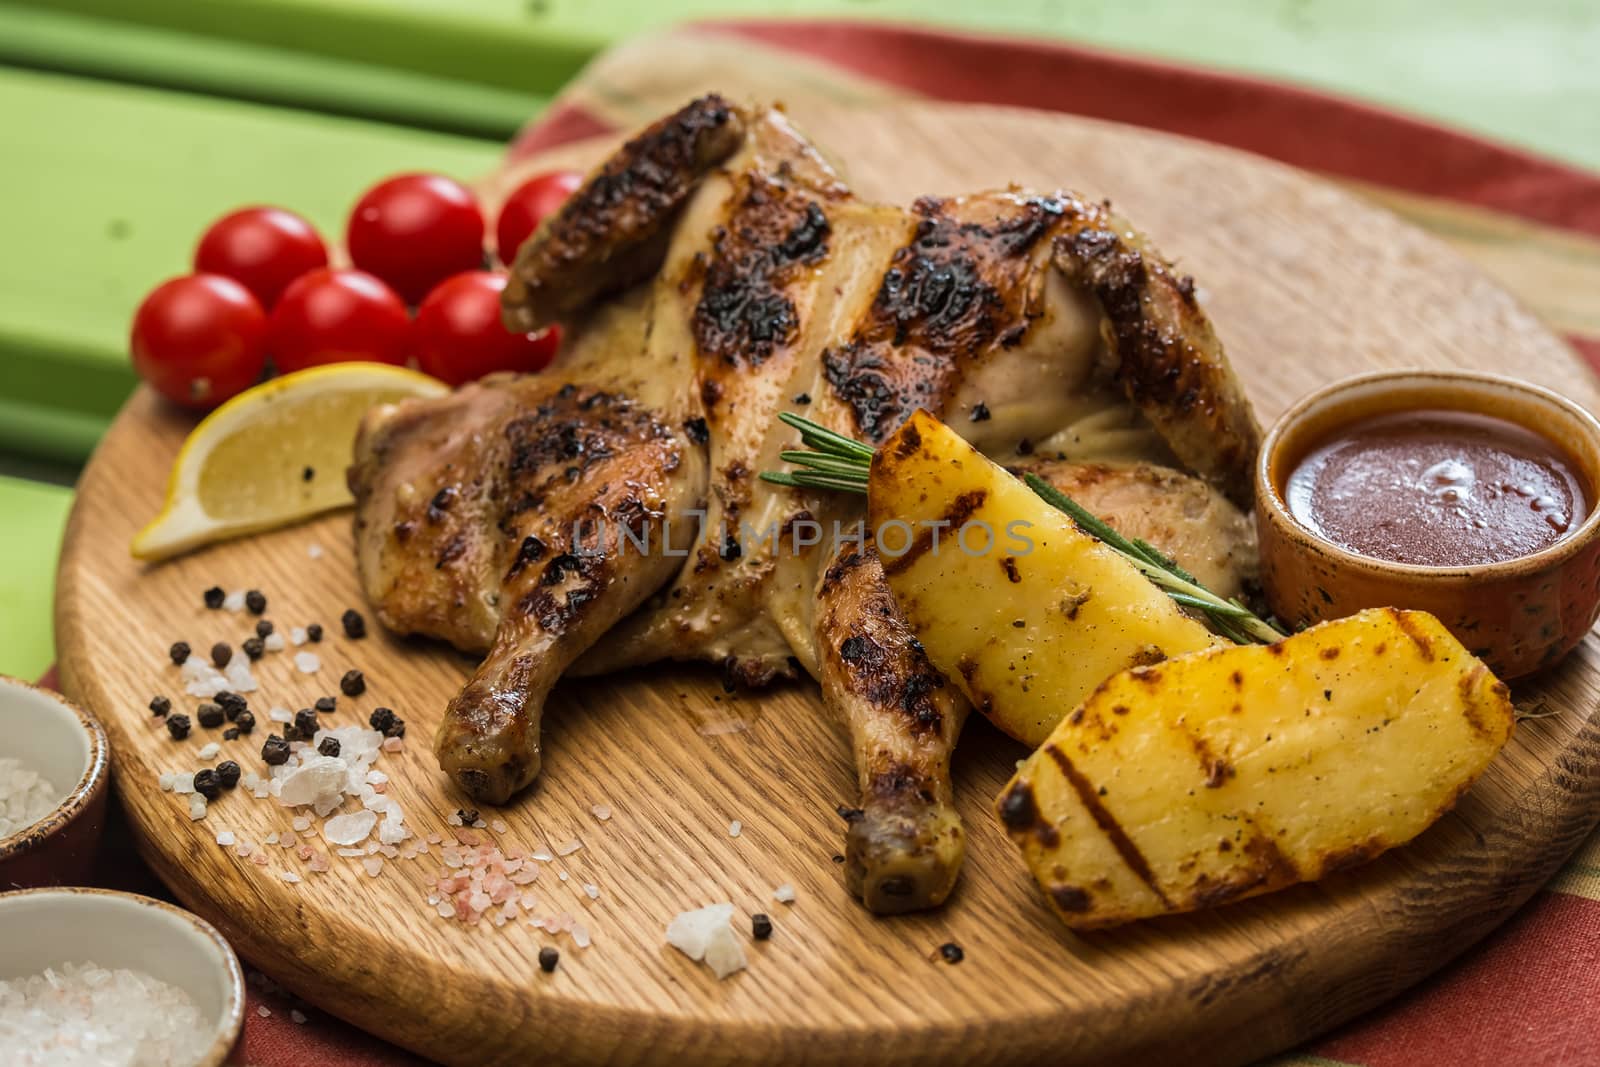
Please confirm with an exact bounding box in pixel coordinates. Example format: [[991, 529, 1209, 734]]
[[867, 410, 1222, 747], [996, 608, 1514, 929]]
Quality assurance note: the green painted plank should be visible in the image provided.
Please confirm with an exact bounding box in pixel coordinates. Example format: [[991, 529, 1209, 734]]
[[8, 0, 1600, 171], [0, 67, 503, 462], [0, 4, 545, 138], [0, 476, 74, 680]]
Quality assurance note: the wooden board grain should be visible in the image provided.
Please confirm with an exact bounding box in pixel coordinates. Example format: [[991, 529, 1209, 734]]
[[55, 101, 1600, 1067]]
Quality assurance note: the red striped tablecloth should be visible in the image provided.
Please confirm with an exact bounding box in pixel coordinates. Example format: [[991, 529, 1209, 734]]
[[85, 20, 1600, 1066]]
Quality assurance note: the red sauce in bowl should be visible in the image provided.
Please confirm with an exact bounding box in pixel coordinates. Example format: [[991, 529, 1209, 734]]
[[1284, 409, 1588, 567]]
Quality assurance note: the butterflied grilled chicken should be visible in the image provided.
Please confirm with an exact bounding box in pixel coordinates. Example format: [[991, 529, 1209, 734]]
[[350, 94, 1261, 912]]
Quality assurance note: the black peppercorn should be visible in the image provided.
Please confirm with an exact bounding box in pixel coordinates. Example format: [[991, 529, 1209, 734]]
[[210, 642, 232, 668], [223, 727, 240, 741], [457, 808, 479, 826], [306, 623, 323, 643], [255, 619, 274, 638], [245, 589, 267, 615], [166, 714, 191, 740], [368, 707, 395, 733], [241, 637, 265, 661], [293, 708, 319, 740], [751, 913, 773, 940], [340, 669, 365, 697], [192, 768, 221, 800], [314, 695, 336, 714], [938, 942, 964, 964], [538, 946, 559, 973], [196, 703, 224, 729], [318, 737, 341, 757], [216, 760, 241, 789], [216, 691, 247, 719], [203, 586, 225, 609], [233, 710, 256, 735], [149, 695, 171, 717], [168, 641, 191, 666], [341, 609, 366, 639], [384, 717, 406, 739], [261, 734, 291, 766]]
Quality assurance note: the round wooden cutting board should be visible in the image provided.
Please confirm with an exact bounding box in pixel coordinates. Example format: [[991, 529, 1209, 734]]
[[55, 101, 1600, 1067]]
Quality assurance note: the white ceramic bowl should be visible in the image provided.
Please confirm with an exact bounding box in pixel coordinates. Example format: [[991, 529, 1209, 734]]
[[0, 676, 109, 888], [0, 887, 245, 1066]]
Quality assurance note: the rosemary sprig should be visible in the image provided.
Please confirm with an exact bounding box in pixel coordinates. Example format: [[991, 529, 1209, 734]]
[[759, 413, 1285, 644]]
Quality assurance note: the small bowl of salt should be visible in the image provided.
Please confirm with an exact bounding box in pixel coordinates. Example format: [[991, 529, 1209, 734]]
[[0, 887, 246, 1066], [0, 676, 109, 889]]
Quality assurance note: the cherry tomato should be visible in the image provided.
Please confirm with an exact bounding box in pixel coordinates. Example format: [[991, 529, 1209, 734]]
[[267, 268, 410, 371], [495, 170, 582, 266], [411, 271, 560, 385], [130, 274, 268, 410], [193, 207, 328, 308], [346, 173, 484, 304]]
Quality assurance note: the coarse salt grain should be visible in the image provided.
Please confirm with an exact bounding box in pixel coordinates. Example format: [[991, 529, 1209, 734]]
[[268, 707, 293, 724], [490, 819, 508, 834], [572, 923, 592, 949], [222, 590, 246, 612], [590, 803, 612, 821], [188, 795, 207, 821], [773, 884, 796, 904], [0, 961, 210, 1066], [362, 856, 384, 877], [281, 871, 302, 884], [293, 651, 321, 674], [222, 657, 258, 693], [666, 903, 745, 979], [554, 838, 582, 857], [180, 655, 230, 698], [307, 543, 325, 560], [582, 883, 599, 900], [323, 810, 377, 847], [0, 758, 60, 838], [291, 1009, 308, 1025], [257, 1005, 272, 1018], [289, 627, 308, 646], [215, 830, 236, 847], [197, 742, 220, 760], [263, 632, 286, 653], [728, 820, 742, 838]]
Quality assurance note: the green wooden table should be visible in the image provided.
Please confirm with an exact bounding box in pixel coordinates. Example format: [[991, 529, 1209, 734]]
[[1, 0, 1595, 678]]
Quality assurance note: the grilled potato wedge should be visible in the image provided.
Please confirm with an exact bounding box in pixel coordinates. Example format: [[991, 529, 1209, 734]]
[[996, 608, 1514, 929], [867, 410, 1222, 746]]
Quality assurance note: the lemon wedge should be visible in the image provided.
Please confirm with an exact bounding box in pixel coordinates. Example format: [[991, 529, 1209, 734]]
[[132, 362, 449, 561]]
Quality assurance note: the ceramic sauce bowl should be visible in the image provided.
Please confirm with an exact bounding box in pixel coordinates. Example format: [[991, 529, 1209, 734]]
[[1255, 370, 1600, 679]]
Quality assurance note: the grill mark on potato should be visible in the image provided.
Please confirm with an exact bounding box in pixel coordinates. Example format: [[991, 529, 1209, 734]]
[[1050, 884, 1092, 913], [1189, 833, 1299, 908], [880, 489, 987, 576], [1458, 664, 1492, 739], [1391, 609, 1436, 661], [1043, 744, 1171, 908]]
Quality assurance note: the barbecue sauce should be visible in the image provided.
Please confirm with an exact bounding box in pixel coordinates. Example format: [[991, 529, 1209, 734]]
[[1285, 409, 1588, 567]]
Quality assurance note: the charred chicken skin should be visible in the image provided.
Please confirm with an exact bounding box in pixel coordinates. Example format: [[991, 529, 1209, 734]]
[[349, 94, 1261, 913]]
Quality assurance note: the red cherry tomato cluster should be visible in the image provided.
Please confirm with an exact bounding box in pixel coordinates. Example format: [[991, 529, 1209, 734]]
[[129, 170, 580, 408]]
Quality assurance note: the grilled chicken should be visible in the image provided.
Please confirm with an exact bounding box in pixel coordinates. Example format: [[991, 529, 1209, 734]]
[[350, 94, 1261, 911]]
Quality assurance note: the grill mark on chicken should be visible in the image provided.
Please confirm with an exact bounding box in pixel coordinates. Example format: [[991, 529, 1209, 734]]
[[826, 195, 1064, 442], [504, 94, 748, 330], [693, 176, 831, 369]]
